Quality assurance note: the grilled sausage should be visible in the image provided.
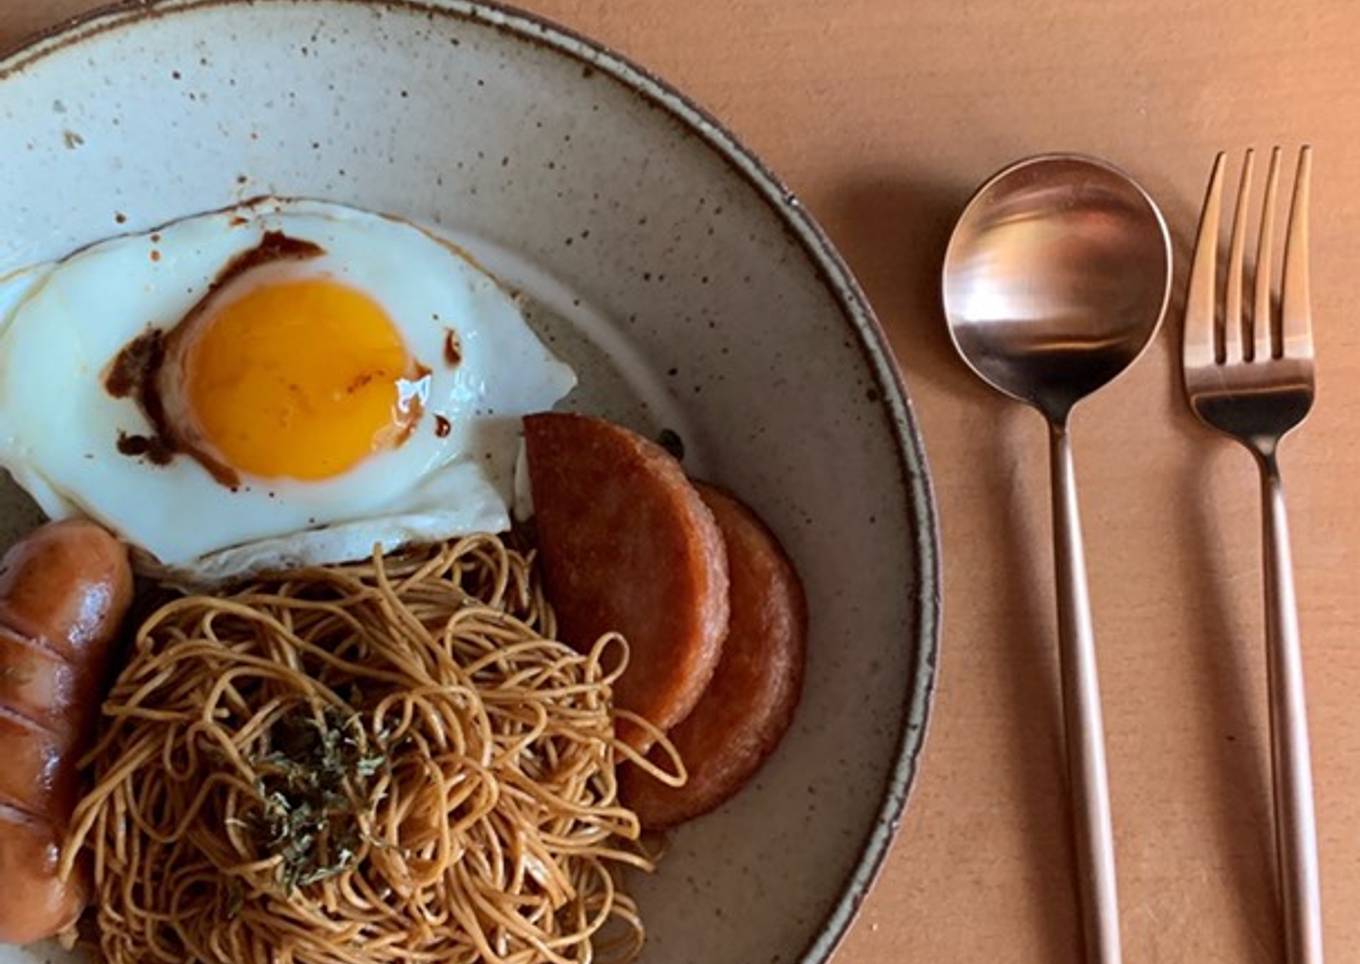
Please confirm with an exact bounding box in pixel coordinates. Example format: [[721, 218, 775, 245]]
[[0, 520, 132, 944]]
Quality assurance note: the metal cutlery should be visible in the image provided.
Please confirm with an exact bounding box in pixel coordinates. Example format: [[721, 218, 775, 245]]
[[1182, 145, 1322, 964], [943, 154, 1173, 964]]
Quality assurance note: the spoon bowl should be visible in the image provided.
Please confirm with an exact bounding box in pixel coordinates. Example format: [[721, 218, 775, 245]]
[[940, 152, 1171, 964], [942, 154, 1172, 421]]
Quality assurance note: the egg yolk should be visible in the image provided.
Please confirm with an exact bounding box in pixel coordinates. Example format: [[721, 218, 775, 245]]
[[183, 278, 418, 481]]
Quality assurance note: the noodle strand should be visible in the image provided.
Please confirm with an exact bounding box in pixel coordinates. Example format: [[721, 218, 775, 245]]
[[61, 535, 680, 964]]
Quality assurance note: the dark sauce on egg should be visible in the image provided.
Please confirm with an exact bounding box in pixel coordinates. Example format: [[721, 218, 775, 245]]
[[434, 415, 451, 438], [218, 231, 322, 281], [103, 230, 325, 487], [443, 329, 462, 367], [105, 328, 163, 401], [115, 431, 174, 465], [105, 327, 238, 485]]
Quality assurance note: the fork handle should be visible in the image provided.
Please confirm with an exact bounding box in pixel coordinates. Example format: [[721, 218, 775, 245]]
[[1259, 453, 1324, 963], [1049, 421, 1121, 964]]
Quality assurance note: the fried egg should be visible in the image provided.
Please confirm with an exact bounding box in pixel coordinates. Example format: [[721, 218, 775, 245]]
[[0, 199, 575, 582]]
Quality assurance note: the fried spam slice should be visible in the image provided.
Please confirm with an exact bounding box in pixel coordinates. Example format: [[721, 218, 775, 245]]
[[523, 413, 729, 749]]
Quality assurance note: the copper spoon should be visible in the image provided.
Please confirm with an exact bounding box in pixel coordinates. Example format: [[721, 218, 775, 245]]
[[942, 154, 1172, 964]]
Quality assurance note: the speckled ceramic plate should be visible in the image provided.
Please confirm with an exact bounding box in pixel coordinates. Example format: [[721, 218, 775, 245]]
[[0, 2, 938, 962]]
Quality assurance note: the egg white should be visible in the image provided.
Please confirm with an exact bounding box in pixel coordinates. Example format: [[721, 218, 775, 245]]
[[0, 199, 575, 581]]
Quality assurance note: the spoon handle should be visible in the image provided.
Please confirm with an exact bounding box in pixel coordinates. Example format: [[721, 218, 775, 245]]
[[1049, 421, 1122, 964]]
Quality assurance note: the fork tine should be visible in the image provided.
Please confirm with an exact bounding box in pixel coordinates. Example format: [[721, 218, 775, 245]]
[[1253, 147, 1282, 361], [1224, 149, 1254, 364], [1185, 153, 1226, 369], [1281, 145, 1313, 359]]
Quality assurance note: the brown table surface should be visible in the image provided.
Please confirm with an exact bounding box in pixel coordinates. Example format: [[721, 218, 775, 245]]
[[4, 1, 1359, 961]]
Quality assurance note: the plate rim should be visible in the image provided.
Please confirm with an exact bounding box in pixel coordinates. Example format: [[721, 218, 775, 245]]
[[0, 3, 942, 961]]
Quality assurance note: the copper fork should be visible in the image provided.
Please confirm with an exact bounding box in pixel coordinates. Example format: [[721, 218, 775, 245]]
[[1182, 146, 1321, 963]]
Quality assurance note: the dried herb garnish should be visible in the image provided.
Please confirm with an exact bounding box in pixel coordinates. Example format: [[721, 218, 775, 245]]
[[249, 705, 386, 893], [224, 879, 245, 920]]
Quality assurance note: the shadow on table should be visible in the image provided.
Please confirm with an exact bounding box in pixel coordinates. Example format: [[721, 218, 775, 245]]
[[1177, 444, 1282, 958], [812, 173, 985, 401], [1160, 212, 1283, 958], [988, 403, 1085, 961], [819, 172, 1082, 959]]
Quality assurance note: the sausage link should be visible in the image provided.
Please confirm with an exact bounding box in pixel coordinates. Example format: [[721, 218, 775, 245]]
[[0, 520, 132, 944]]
